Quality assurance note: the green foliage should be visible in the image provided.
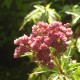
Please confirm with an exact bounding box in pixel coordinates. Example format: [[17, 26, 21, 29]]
[[54, 58, 80, 80], [28, 57, 80, 80], [20, 3, 61, 30], [73, 66, 80, 80], [27, 45, 80, 80], [66, 5, 80, 25], [20, 52, 33, 59], [28, 66, 50, 80]]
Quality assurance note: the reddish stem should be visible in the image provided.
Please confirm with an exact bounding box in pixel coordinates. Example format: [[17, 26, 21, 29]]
[[53, 56, 64, 74], [52, 54, 66, 80]]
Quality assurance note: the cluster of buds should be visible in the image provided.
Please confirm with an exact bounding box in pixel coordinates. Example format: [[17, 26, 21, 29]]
[[14, 21, 73, 69]]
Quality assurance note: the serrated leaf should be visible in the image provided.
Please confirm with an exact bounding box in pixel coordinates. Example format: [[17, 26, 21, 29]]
[[66, 12, 79, 16], [48, 9, 61, 23], [34, 5, 45, 12], [65, 5, 80, 25], [20, 3, 61, 30], [19, 9, 39, 30], [66, 11, 80, 25]]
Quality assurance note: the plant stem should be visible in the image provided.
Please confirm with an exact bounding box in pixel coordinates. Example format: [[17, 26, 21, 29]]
[[52, 54, 66, 80], [53, 55, 64, 74]]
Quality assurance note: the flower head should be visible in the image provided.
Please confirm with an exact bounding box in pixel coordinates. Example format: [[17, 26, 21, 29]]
[[14, 21, 73, 69]]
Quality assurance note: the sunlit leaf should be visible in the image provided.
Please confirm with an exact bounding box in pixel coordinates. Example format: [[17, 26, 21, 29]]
[[66, 12, 79, 16], [67, 63, 80, 72], [66, 5, 80, 25], [20, 52, 33, 58], [53, 76, 59, 80], [20, 3, 60, 30], [48, 9, 61, 23], [19, 9, 39, 30], [34, 5, 45, 12], [73, 66, 80, 80], [28, 66, 51, 80], [48, 73, 58, 80], [72, 16, 80, 24], [46, 3, 52, 9]]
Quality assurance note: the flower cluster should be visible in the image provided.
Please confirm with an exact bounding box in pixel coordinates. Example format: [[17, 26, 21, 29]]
[[14, 21, 73, 69]]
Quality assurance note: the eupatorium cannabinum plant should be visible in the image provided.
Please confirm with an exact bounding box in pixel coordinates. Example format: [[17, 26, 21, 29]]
[[14, 21, 80, 80]]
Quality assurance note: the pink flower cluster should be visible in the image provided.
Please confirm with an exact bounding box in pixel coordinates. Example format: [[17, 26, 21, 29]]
[[14, 21, 73, 69]]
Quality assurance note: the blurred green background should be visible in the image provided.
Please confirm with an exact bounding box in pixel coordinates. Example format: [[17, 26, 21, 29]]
[[0, 0, 80, 80]]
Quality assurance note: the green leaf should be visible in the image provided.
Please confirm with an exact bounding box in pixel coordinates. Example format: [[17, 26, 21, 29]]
[[48, 73, 58, 80], [67, 62, 80, 72], [34, 5, 45, 12], [19, 9, 40, 30], [72, 16, 80, 25], [36, 74, 47, 80], [66, 11, 80, 25], [73, 66, 80, 80], [20, 52, 33, 58], [20, 3, 61, 30], [65, 5, 80, 25], [66, 12, 79, 17], [28, 67, 41, 80], [39, 74, 47, 80], [46, 3, 52, 9], [28, 73, 38, 80], [48, 73, 71, 80], [28, 66, 51, 80], [48, 9, 61, 23], [31, 67, 53, 75]]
